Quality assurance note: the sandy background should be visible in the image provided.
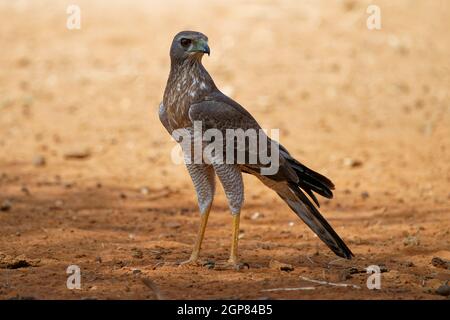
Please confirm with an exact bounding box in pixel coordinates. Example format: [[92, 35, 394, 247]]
[[0, 0, 449, 299]]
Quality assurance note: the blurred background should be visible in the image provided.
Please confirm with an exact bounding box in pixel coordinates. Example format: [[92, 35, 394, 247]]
[[0, 0, 449, 299]]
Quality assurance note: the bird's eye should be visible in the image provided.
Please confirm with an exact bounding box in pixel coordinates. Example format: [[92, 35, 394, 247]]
[[180, 38, 192, 47]]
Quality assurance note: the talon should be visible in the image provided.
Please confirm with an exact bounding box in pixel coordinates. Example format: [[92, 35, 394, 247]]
[[215, 260, 249, 271]]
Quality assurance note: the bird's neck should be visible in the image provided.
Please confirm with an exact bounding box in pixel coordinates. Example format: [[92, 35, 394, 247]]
[[163, 58, 216, 129], [168, 58, 215, 92]]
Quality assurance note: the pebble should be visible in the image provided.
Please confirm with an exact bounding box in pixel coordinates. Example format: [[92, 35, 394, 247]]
[[132, 248, 143, 259], [269, 260, 294, 272], [54, 200, 64, 208], [165, 221, 181, 229], [431, 257, 450, 270], [361, 191, 370, 200], [64, 182, 74, 189], [0, 200, 12, 212], [250, 212, 264, 220], [32, 155, 46, 167], [203, 261, 215, 269], [400, 261, 415, 268], [337, 269, 353, 281], [64, 148, 91, 160], [436, 283, 450, 296], [21, 186, 31, 195], [403, 235, 420, 247], [343, 158, 363, 168]]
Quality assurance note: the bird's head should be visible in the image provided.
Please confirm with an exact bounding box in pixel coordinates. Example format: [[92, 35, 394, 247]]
[[170, 31, 210, 63]]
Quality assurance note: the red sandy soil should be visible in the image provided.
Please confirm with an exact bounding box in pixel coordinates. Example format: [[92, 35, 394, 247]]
[[0, 0, 449, 299]]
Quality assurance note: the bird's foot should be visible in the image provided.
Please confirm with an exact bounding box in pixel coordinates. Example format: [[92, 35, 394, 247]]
[[228, 259, 249, 271], [214, 259, 249, 271]]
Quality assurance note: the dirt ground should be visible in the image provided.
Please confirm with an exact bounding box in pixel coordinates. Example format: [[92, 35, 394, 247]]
[[0, 0, 449, 300]]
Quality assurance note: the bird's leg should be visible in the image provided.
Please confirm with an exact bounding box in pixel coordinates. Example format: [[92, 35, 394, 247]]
[[180, 204, 211, 266], [180, 164, 215, 267], [228, 212, 240, 265], [211, 163, 246, 270]]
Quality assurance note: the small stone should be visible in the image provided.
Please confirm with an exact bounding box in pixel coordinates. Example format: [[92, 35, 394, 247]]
[[338, 269, 353, 281], [431, 257, 450, 270], [132, 248, 143, 259], [203, 261, 215, 269], [250, 212, 264, 220], [436, 283, 450, 296], [379, 265, 389, 273], [64, 182, 74, 189], [21, 186, 31, 195], [139, 187, 150, 195], [400, 261, 415, 268], [2, 256, 33, 269], [361, 191, 370, 200], [403, 235, 420, 247], [343, 158, 363, 168], [0, 200, 12, 212], [54, 200, 64, 208], [132, 268, 142, 274], [165, 221, 181, 229], [269, 260, 294, 272], [32, 155, 46, 167], [114, 260, 125, 268], [95, 256, 102, 263], [64, 148, 91, 160]]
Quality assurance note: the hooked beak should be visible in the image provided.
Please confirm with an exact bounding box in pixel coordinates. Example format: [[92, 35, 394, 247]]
[[189, 38, 210, 56]]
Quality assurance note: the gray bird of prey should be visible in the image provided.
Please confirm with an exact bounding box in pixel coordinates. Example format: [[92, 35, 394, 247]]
[[159, 31, 353, 267]]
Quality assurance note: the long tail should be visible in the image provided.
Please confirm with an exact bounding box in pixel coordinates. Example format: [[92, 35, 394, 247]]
[[244, 143, 353, 259], [277, 181, 353, 259], [276, 150, 353, 259], [284, 153, 335, 207]]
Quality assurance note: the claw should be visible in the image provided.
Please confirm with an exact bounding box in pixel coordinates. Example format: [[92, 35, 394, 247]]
[[230, 261, 250, 271], [214, 260, 249, 271]]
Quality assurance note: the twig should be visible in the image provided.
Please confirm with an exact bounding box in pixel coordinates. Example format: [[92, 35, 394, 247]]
[[327, 258, 346, 266], [299, 276, 361, 289], [261, 287, 316, 292], [147, 190, 177, 201], [306, 255, 317, 265]]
